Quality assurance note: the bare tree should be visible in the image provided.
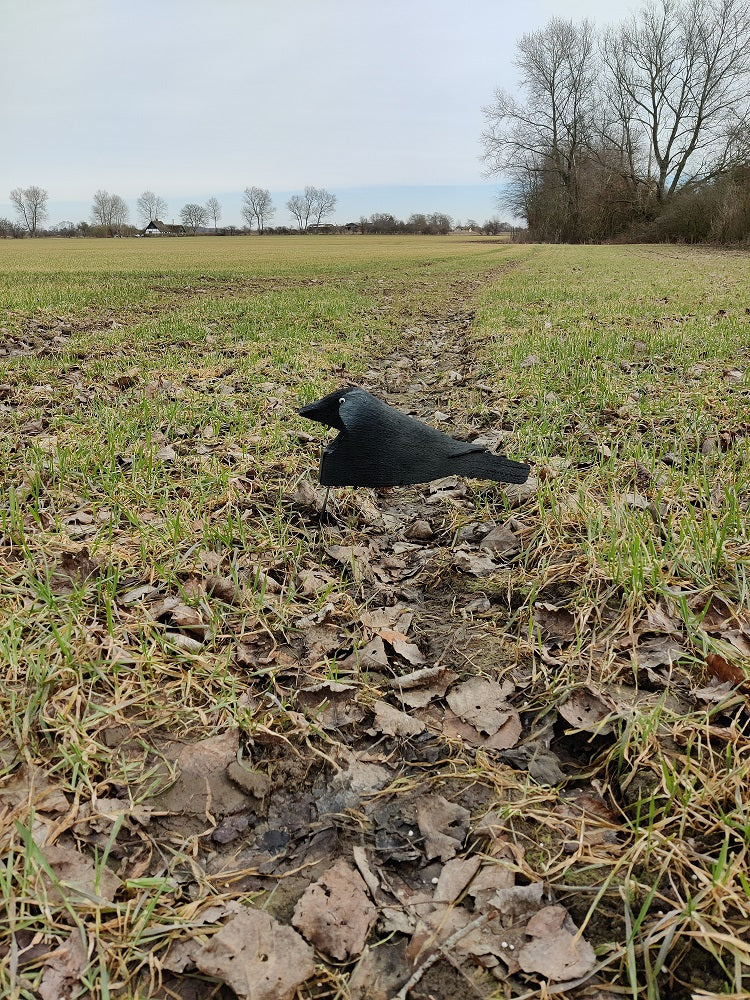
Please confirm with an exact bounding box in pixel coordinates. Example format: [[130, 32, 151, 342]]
[[180, 203, 208, 233], [91, 190, 129, 235], [241, 187, 275, 232], [287, 193, 311, 231], [9, 186, 49, 235], [137, 190, 167, 225], [370, 212, 400, 233], [205, 197, 222, 231], [481, 19, 598, 240], [309, 186, 337, 226], [0, 217, 23, 238], [603, 0, 750, 202], [287, 186, 336, 230]]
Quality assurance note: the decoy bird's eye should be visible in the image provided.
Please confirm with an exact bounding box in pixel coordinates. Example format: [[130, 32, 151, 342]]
[[338, 397, 346, 405]]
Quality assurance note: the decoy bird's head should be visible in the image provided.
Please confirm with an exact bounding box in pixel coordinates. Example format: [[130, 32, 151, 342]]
[[298, 386, 359, 431]]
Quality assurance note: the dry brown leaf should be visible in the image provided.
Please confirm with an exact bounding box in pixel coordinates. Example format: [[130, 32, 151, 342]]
[[490, 882, 544, 919], [705, 652, 745, 685], [338, 636, 390, 672], [372, 700, 426, 737], [633, 635, 687, 669], [295, 567, 337, 596], [292, 858, 377, 960], [452, 550, 498, 577], [390, 665, 457, 708], [446, 677, 516, 735], [38, 929, 88, 1000], [0, 764, 69, 815], [533, 602, 576, 645], [405, 519, 433, 540], [376, 628, 425, 665], [518, 905, 596, 981], [361, 604, 414, 633], [296, 681, 365, 730], [41, 842, 120, 903], [480, 524, 520, 556], [443, 707, 522, 751], [416, 794, 471, 861], [49, 548, 101, 595], [646, 602, 682, 634], [467, 862, 516, 907], [245, 564, 282, 594], [299, 623, 345, 665], [291, 479, 325, 513], [195, 906, 314, 1000], [558, 687, 614, 734], [326, 544, 373, 584], [348, 940, 409, 1000], [724, 629, 750, 657], [433, 856, 482, 903], [206, 574, 243, 605]]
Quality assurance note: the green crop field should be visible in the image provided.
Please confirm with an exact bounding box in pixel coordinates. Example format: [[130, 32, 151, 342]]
[[1, 236, 749, 999]]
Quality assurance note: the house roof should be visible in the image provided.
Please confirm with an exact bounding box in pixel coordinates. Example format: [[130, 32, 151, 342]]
[[142, 220, 185, 234]]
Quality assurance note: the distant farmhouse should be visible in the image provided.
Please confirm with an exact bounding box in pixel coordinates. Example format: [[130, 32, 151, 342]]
[[142, 220, 186, 236], [309, 223, 362, 233]]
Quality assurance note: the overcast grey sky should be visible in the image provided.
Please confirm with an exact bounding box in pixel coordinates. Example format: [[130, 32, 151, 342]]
[[1, 0, 639, 227]]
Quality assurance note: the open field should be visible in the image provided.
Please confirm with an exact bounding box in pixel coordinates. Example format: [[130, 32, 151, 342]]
[[1, 236, 749, 999]]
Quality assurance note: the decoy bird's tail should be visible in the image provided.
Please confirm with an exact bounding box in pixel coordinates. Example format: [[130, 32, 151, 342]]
[[451, 451, 531, 484]]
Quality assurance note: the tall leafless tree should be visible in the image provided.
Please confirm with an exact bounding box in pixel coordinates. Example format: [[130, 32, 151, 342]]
[[180, 203, 208, 234], [136, 190, 167, 225], [602, 0, 750, 202], [287, 186, 336, 230], [481, 19, 597, 240], [241, 187, 275, 232], [9, 186, 49, 235], [91, 190, 129, 235], [287, 193, 311, 231], [309, 186, 337, 227], [205, 197, 222, 231]]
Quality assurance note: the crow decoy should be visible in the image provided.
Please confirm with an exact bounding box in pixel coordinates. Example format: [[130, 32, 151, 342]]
[[299, 386, 529, 511]]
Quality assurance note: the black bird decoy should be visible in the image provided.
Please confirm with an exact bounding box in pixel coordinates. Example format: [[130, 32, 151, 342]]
[[299, 386, 529, 511]]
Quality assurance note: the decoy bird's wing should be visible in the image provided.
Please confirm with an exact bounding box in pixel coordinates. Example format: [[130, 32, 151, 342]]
[[322, 388, 487, 486], [338, 389, 482, 452]]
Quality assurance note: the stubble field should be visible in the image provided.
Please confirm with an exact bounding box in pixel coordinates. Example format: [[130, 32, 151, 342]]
[[0, 235, 749, 999]]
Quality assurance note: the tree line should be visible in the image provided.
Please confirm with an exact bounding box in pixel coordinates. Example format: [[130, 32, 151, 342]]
[[1, 185, 510, 238], [2, 185, 340, 237], [481, 0, 750, 243]]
